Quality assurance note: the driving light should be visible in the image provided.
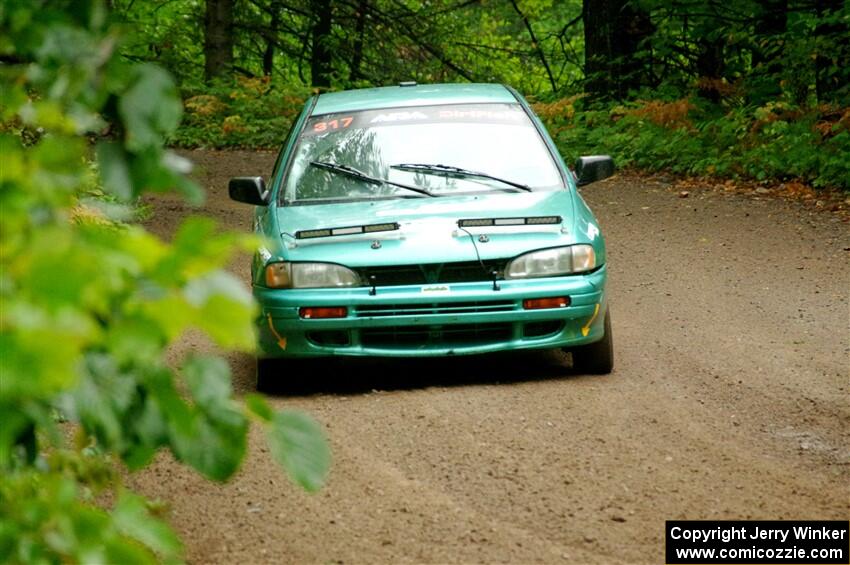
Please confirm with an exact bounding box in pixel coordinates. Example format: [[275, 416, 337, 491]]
[[299, 307, 348, 319], [295, 222, 399, 239], [523, 297, 571, 310], [457, 216, 561, 228], [265, 262, 361, 288], [504, 245, 596, 279]]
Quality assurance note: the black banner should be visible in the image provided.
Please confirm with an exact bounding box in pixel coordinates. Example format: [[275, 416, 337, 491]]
[[303, 103, 529, 137], [666, 521, 849, 564]]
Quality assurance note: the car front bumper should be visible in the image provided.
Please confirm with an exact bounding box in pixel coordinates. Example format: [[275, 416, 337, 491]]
[[254, 266, 608, 358]]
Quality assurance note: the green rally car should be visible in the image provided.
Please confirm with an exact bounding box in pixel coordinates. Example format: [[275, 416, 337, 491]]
[[228, 83, 615, 389]]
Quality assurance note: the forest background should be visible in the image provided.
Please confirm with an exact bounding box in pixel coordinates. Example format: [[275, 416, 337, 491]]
[[125, 0, 849, 188]]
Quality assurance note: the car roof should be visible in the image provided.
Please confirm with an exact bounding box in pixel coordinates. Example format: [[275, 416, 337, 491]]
[[311, 83, 517, 115]]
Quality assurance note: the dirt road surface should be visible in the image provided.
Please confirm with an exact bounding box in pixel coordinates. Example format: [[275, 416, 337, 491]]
[[134, 150, 849, 564]]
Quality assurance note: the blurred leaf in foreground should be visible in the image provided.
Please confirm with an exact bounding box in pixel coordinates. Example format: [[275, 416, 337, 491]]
[[0, 1, 329, 562]]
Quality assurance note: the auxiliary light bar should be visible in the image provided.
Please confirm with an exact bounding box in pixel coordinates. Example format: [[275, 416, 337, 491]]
[[295, 222, 400, 239], [457, 216, 562, 228]]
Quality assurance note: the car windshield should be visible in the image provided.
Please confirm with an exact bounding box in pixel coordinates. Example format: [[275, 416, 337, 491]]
[[282, 103, 563, 204]]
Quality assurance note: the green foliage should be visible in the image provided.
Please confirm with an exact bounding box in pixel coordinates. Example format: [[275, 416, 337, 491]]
[[110, 0, 849, 105], [171, 78, 848, 190], [267, 410, 332, 492], [106, 0, 848, 189], [0, 1, 329, 562], [111, 0, 206, 85], [536, 98, 850, 190], [113, 0, 587, 95], [245, 393, 332, 492], [171, 77, 310, 148], [1, 473, 183, 564]]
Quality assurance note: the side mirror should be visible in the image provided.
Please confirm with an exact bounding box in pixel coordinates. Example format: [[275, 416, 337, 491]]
[[229, 177, 268, 206], [574, 155, 615, 186]]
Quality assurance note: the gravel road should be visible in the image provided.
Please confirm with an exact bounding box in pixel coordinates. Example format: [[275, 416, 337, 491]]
[[134, 150, 849, 564]]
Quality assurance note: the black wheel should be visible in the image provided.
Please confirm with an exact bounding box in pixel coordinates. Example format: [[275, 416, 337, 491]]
[[570, 309, 614, 374]]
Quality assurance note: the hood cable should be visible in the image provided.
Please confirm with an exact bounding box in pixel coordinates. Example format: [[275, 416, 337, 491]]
[[459, 227, 500, 291]]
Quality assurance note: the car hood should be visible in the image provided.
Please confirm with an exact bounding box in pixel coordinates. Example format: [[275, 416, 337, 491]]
[[276, 191, 579, 267]]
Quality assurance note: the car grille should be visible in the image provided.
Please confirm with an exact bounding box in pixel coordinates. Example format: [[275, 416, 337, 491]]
[[307, 320, 565, 350], [360, 323, 512, 348], [355, 260, 505, 287], [355, 300, 515, 318]]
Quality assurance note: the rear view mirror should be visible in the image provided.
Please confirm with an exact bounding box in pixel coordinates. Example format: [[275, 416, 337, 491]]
[[229, 177, 268, 206], [575, 155, 615, 186]]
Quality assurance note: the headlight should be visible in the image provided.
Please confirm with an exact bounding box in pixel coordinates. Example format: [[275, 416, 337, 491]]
[[265, 262, 361, 288], [504, 245, 596, 279]]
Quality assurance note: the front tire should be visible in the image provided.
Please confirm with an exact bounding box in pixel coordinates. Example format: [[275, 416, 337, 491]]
[[570, 309, 614, 374]]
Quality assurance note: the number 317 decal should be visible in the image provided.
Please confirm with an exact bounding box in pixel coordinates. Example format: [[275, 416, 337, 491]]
[[313, 117, 353, 132]]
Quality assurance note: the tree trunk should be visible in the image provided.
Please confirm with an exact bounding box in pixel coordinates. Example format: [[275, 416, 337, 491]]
[[204, 0, 234, 82], [751, 0, 787, 100], [349, 0, 367, 82], [614, 2, 653, 98], [584, 0, 652, 99], [263, 8, 280, 76], [815, 0, 847, 103], [311, 0, 333, 88], [583, 0, 614, 98], [695, 36, 725, 102]]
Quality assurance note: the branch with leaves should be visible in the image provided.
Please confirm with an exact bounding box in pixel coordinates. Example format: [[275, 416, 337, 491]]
[[0, 2, 329, 562]]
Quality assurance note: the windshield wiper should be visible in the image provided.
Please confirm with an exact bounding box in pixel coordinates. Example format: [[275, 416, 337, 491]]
[[309, 161, 435, 198], [390, 163, 532, 192]]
